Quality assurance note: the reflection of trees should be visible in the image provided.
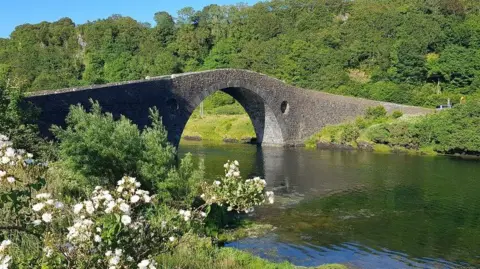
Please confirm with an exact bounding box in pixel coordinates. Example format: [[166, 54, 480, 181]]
[[180, 143, 480, 266], [260, 177, 480, 266]]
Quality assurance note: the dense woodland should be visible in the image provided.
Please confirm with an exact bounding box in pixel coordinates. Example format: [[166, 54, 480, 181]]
[[1, 0, 480, 107]]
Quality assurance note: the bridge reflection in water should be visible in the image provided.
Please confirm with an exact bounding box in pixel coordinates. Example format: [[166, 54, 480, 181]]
[[179, 142, 480, 269]]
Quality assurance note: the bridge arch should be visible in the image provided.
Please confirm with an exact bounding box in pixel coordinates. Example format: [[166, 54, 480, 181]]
[[170, 80, 288, 147]]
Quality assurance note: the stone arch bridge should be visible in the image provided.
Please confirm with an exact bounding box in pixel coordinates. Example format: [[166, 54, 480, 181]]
[[25, 69, 430, 147]]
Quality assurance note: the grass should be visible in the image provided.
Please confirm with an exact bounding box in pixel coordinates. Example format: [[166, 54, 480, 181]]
[[182, 114, 255, 142], [305, 112, 442, 156], [156, 234, 348, 269]]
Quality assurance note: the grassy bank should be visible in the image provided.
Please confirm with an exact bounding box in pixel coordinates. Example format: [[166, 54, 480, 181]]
[[182, 114, 255, 142], [306, 102, 480, 157], [158, 234, 347, 269]]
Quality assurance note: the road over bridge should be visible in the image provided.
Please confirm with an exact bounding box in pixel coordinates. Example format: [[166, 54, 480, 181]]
[[26, 69, 431, 147]]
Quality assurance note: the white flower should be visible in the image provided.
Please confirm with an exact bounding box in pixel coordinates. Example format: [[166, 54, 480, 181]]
[[169, 236, 175, 242], [115, 248, 123, 256], [32, 203, 45, 212], [46, 199, 54, 205], [96, 227, 102, 232], [27, 153, 33, 158], [138, 259, 150, 269], [105, 250, 112, 257], [105, 201, 116, 213], [119, 203, 130, 213], [1, 156, 10, 164], [6, 176, 16, 183], [94, 234, 102, 243], [116, 186, 124, 193], [42, 213, 52, 223], [214, 181, 221, 186], [5, 148, 14, 157], [73, 203, 83, 214], [0, 255, 11, 266], [109, 256, 120, 265], [130, 195, 140, 204], [43, 246, 53, 257], [234, 160, 239, 166], [85, 201, 95, 214], [233, 171, 240, 177], [33, 219, 42, 226], [0, 171, 5, 177], [143, 195, 151, 203], [227, 206, 233, 211], [223, 163, 229, 169], [54, 201, 64, 209], [200, 193, 205, 199], [200, 212, 207, 217], [121, 215, 131, 225], [1, 239, 11, 249], [36, 193, 51, 199]]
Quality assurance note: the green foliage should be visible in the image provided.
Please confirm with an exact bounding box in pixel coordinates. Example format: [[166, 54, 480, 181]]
[[392, 110, 404, 119], [365, 106, 387, 120], [51, 100, 201, 201], [340, 124, 360, 144], [417, 101, 480, 154], [1, 0, 480, 107]]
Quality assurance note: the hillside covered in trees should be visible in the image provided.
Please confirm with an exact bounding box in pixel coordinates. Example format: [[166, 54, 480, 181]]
[[1, 0, 480, 107]]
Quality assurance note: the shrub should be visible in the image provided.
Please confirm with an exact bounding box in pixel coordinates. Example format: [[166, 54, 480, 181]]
[[51, 100, 200, 200], [367, 125, 390, 144], [340, 124, 360, 144], [417, 101, 480, 154], [392, 110, 403, 119], [365, 105, 387, 120], [387, 122, 421, 149], [1, 133, 275, 268]]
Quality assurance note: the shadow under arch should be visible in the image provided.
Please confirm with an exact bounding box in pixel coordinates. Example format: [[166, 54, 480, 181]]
[[174, 86, 286, 148]]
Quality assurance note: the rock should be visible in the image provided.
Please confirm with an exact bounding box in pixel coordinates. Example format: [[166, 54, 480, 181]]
[[316, 141, 354, 150], [357, 141, 374, 151], [223, 138, 239, 143], [240, 137, 256, 144], [183, 135, 202, 141]]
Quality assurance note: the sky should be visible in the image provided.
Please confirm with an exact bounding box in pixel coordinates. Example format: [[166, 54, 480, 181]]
[[0, 0, 261, 38]]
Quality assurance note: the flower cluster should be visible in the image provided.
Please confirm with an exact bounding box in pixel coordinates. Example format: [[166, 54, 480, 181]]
[[178, 208, 207, 222], [72, 176, 152, 226], [57, 176, 157, 267], [137, 258, 158, 269], [0, 134, 34, 167], [201, 160, 275, 213], [32, 193, 64, 225], [0, 239, 11, 269]]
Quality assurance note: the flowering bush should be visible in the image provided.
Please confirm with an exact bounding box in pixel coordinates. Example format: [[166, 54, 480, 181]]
[[1, 132, 274, 268], [201, 160, 274, 213]]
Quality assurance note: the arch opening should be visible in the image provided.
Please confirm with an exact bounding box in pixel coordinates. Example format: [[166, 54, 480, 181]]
[[177, 87, 285, 147]]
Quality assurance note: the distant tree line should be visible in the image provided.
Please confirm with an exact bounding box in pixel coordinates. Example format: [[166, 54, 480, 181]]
[[1, 0, 480, 107]]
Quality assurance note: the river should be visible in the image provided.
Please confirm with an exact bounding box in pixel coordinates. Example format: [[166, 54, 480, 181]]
[[178, 141, 480, 269]]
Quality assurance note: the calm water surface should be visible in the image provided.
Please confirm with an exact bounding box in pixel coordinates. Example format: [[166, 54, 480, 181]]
[[178, 141, 480, 269]]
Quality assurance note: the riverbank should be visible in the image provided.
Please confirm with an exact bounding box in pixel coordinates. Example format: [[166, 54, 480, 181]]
[[305, 103, 480, 158], [182, 114, 256, 143], [161, 232, 348, 269]]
